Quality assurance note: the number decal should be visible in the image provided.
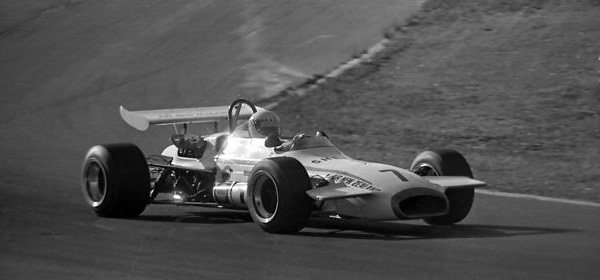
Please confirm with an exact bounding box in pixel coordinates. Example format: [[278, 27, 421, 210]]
[[311, 157, 333, 164], [324, 173, 381, 192]]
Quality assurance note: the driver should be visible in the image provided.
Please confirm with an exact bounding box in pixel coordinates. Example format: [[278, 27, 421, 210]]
[[248, 110, 281, 138]]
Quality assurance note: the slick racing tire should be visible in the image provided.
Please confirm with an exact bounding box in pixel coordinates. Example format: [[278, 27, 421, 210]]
[[82, 143, 150, 218], [247, 157, 313, 234], [411, 149, 475, 226]]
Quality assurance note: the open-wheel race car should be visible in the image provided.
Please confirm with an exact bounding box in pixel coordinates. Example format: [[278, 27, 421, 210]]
[[82, 99, 485, 234]]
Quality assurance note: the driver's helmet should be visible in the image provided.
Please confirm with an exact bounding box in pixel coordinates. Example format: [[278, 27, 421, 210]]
[[248, 110, 280, 138]]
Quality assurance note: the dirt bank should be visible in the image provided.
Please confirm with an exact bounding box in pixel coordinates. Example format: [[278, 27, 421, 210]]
[[272, 0, 600, 202]]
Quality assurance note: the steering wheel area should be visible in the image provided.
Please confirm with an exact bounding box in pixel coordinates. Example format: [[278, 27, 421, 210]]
[[228, 98, 258, 134]]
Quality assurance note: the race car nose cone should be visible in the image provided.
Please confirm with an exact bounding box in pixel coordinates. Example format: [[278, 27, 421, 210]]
[[391, 188, 448, 219]]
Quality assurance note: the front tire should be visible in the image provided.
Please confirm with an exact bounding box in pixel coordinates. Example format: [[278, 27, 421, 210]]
[[247, 157, 313, 234], [82, 143, 150, 218], [411, 149, 475, 225]]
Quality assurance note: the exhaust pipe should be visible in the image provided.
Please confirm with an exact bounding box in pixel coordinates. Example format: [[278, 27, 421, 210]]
[[212, 182, 248, 209]]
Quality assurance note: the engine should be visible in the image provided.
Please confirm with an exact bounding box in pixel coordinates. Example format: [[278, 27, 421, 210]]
[[149, 162, 248, 209], [149, 165, 214, 203]]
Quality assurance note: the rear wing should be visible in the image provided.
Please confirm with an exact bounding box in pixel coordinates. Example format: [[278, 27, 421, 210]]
[[120, 105, 259, 131]]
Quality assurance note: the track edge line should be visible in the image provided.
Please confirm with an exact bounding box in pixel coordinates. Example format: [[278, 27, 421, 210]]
[[476, 189, 600, 208]]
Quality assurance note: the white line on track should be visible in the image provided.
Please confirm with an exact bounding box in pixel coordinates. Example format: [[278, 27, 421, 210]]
[[476, 189, 600, 208]]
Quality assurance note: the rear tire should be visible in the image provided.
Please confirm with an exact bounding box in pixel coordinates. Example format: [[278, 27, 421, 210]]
[[247, 157, 313, 234], [411, 149, 474, 225], [82, 143, 150, 218]]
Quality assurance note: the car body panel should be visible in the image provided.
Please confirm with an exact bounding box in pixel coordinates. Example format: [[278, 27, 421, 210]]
[[123, 102, 485, 221]]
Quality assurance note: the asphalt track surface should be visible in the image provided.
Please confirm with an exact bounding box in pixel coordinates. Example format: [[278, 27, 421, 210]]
[[0, 1, 599, 279]]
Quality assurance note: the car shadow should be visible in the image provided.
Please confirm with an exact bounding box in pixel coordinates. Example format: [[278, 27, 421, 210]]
[[297, 217, 579, 241], [137, 210, 253, 224], [138, 211, 576, 241]]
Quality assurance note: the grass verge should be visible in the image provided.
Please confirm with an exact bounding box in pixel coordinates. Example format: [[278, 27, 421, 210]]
[[271, 0, 600, 202]]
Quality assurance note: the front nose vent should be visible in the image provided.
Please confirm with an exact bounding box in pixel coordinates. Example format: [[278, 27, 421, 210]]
[[391, 188, 448, 219], [399, 195, 447, 216]]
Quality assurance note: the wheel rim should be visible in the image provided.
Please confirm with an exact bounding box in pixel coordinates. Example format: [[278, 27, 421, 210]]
[[252, 172, 279, 223], [84, 161, 107, 207], [413, 163, 440, 176]]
